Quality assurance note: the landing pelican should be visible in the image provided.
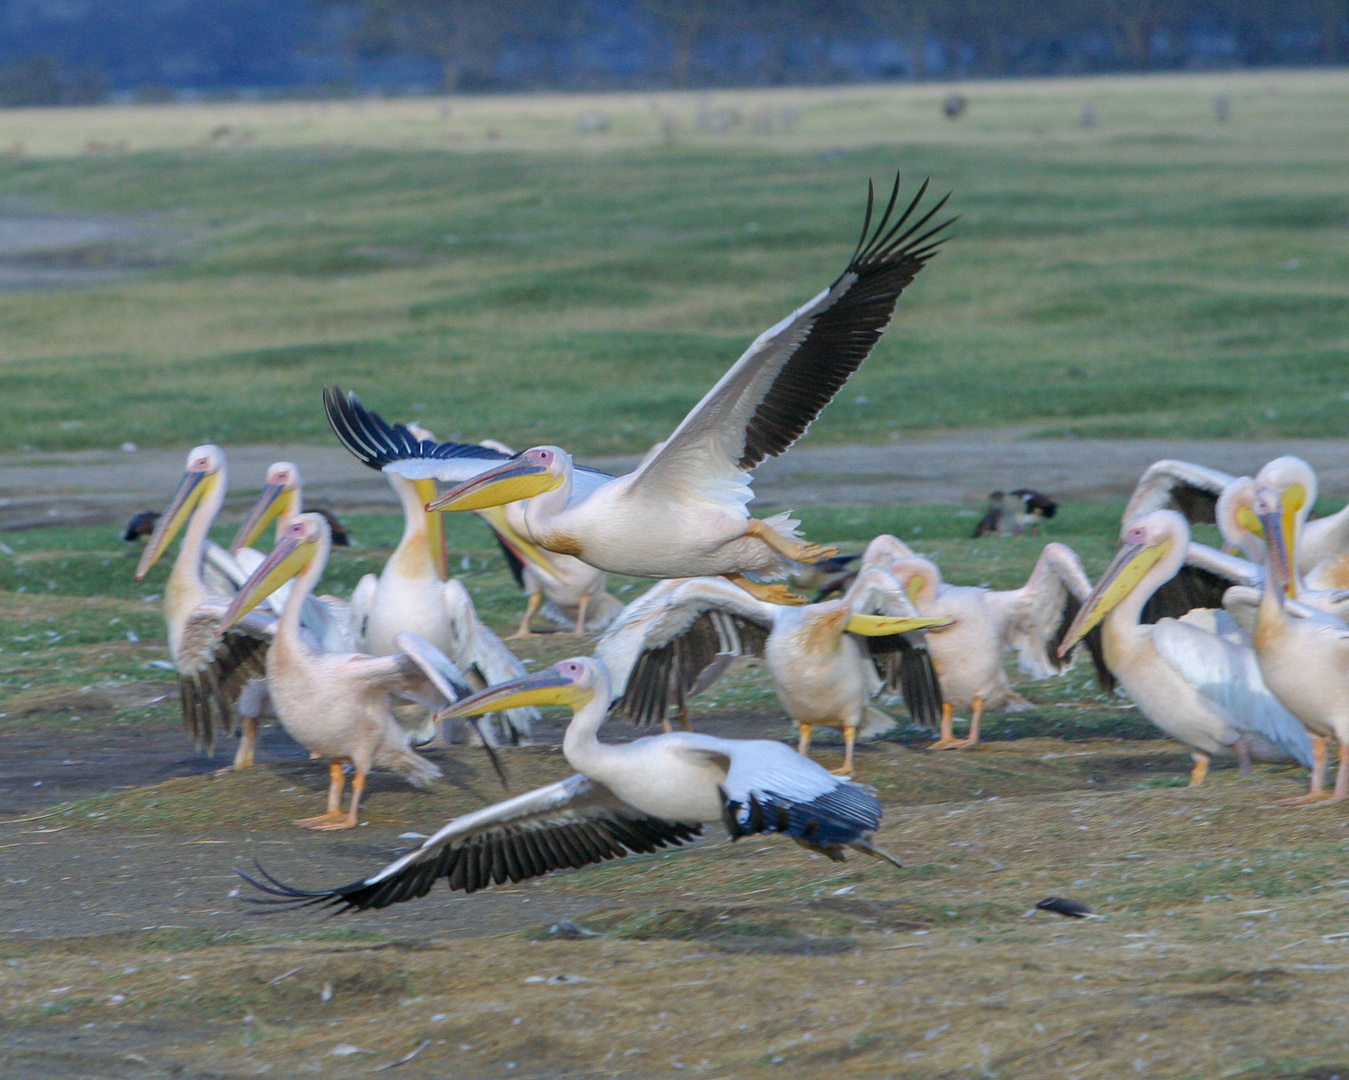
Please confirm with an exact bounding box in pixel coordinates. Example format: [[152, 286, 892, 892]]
[[597, 571, 946, 775], [1057, 510, 1313, 786], [135, 445, 274, 764], [325, 174, 951, 598], [221, 513, 486, 830], [867, 538, 1099, 749], [239, 656, 902, 912]]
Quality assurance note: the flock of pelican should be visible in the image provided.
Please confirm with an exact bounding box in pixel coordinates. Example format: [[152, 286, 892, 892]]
[[118, 172, 1349, 918]]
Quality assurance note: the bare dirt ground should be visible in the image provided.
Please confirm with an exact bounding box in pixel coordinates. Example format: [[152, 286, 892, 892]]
[[6, 433, 1349, 530]]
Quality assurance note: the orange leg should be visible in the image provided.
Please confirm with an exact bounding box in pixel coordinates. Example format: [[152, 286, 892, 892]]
[[933, 699, 982, 749], [724, 574, 806, 607], [1277, 736, 1333, 805], [797, 722, 813, 756], [232, 714, 259, 770], [295, 761, 350, 828], [572, 593, 591, 635], [306, 769, 365, 831], [1322, 741, 1349, 806], [506, 592, 542, 640], [1188, 750, 1209, 787], [829, 725, 857, 777], [929, 702, 956, 748], [743, 517, 836, 564]]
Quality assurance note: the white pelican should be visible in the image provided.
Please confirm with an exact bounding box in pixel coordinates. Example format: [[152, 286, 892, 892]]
[[438, 579, 538, 745], [596, 571, 946, 775], [324, 175, 951, 599], [1223, 489, 1349, 805], [1057, 510, 1313, 786], [866, 538, 1099, 749], [239, 656, 902, 912], [135, 446, 276, 765], [220, 513, 490, 830]]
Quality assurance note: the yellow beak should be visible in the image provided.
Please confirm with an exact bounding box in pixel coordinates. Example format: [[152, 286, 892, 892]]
[[230, 483, 295, 553], [476, 504, 563, 578], [220, 534, 317, 628], [413, 479, 447, 578], [846, 613, 950, 636], [1258, 501, 1297, 599], [1057, 537, 1172, 656], [427, 459, 563, 513], [439, 669, 591, 718], [135, 470, 213, 580]]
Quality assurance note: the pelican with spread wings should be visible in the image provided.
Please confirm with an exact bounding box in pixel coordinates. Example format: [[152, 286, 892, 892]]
[[596, 571, 946, 776], [324, 174, 951, 601], [239, 656, 902, 913]]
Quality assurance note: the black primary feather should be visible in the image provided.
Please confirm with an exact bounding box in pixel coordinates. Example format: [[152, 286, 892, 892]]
[[720, 782, 883, 861], [1139, 564, 1232, 624], [736, 174, 954, 471], [1036, 896, 1096, 918], [491, 531, 527, 589], [123, 510, 159, 543], [310, 507, 349, 546], [866, 633, 943, 731]]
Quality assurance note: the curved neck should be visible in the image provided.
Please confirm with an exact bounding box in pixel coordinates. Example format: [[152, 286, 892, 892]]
[[279, 533, 330, 643], [523, 467, 574, 542], [276, 487, 303, 542], [1103, 539, 1186, 663], [171, 470, 227, 601], [387, 475, 442, 581], [561, 671, 612, 772]]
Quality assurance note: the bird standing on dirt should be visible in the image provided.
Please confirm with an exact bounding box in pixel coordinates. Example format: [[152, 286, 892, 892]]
[[598, 571, 946, 776], [864, 534, 1099, 749], [122, 510, 159, 544], [1009, 489, 1057, 536], [239, 656, 903, 913], [220, 513, 486, 830], [972, 492, 1016, 538], [325, 173, 951, 602], [1057, 510, 1313, 787]]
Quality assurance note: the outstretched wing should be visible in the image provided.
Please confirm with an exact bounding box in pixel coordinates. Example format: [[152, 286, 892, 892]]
[[1140, 543, 1260, 624], [176, 600, 274, 753], [238, 774, 702, 912], [1123, 460, 1236, 526], [859, 533, 917, 572], [844, 568, 944, 730], [988, 542, 1096, 679], [323, 387, 614, 501], [628, 176, 951, 503], [596, 577, 777, 727]]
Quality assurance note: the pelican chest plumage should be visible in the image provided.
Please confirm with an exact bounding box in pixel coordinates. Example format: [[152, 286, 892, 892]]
[[221, 513, 484, 830], [596, 571, 946, 775], [240, 656, 902, 913], [1057, 510, 1314, 786], [323, 174, 951, 600], [866, 537, 1099, 749]]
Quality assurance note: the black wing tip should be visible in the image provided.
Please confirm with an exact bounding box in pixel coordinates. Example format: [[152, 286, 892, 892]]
[[234, 861, 361, 913]]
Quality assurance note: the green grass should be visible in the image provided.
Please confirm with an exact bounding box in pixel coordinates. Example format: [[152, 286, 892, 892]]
[[0, 70, 1347, 454]]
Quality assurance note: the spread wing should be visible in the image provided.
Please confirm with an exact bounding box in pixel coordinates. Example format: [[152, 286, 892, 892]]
[[1152, 618, 1314, 768], [595, 577, 776, 727], [1140, 543, 1260, 624], [844, 568, 944, 730], [628, 176, 951, 503], [175, 600, 274, 753], [859, 533, 917, 572], [323, 387, 613, 501], [238, 773, 703, 912], [987, 543, 1095, 679], [1123, 460, 1236, 526]]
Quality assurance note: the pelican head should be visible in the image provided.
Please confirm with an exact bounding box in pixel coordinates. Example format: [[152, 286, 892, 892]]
[[1057, 510, 1183, 656], [439, 656, 601, 717], [135, 445, 226, 581], [1253, 487, 1296, 598], [221, 512, 328, 628], [231, 461, 302, 553], [1219, 457, 1313, 569], [427, 447, 568, 513]]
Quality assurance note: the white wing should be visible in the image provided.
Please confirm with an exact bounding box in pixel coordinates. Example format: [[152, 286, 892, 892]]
[[987, 543, 1094, 679], [595, 577, 777, 725], [242, 773, 703, 911], [858, 533, 917, 572], [627, 178, 949, 506], [1152, 618, 1313, 767], [440, 579, 539, 740], [175, 599, 274, 752], [348, 573, 378, 652], [1123, 460, 1236, 526]]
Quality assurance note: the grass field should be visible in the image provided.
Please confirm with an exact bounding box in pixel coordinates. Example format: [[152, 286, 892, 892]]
[[0, 69, 1347, 455]]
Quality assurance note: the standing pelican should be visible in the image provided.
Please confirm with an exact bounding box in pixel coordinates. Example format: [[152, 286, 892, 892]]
[[597, 571, 945, 775], [220, 513, 483, 830], [868, 539, 1099, 749], [1057, 510, 1314, 786], [1225, 489, 1349, 805], [135, 446, 274, 765], [239, 656, 902, 913], [325, 175, 951, 598]]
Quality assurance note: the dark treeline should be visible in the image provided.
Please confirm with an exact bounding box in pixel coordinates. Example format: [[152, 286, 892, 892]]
[[0, 0, 1346, 104]]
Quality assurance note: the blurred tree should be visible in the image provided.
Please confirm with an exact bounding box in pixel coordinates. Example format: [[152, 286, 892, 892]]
[[0, 56, 107, 107]]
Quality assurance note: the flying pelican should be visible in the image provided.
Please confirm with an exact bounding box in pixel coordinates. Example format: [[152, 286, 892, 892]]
[[324, 174, 951, 600], [135, 446, 277, 766], [867, 538, 1099, 749], [1057, 510, 1314, 786], [1223, 489, 1349, 805], [597, 571, 946, 775], [220, 513, 489, 830], [239, 656, 902, 913]]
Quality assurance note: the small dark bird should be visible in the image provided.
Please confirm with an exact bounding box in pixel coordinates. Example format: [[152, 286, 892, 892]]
[[1010, 489, 1058, 536], [122, 510, 159, 543], [788, 553, 860, 601], [310, 507, 350, 546], [1036, 896, 1097, 919], [972, 491, 1014, 538], [943, 93, 967, 119]]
